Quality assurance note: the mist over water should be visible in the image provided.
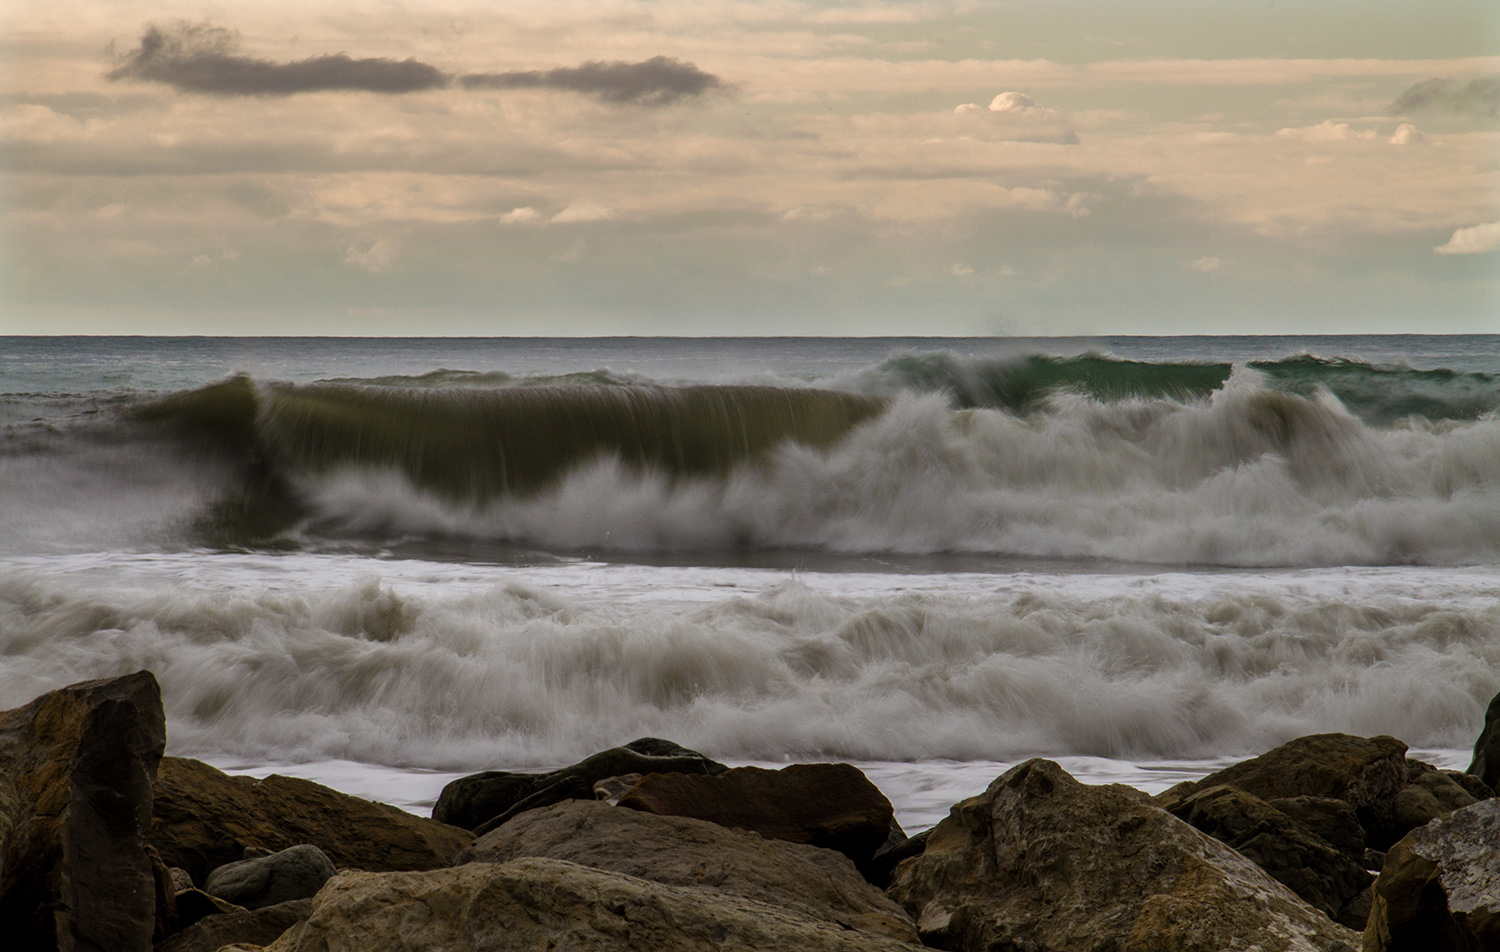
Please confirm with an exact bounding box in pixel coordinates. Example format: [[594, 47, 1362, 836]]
[[2, 335, 1498, 817]]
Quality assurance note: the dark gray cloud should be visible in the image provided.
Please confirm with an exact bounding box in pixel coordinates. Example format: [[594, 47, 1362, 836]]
[[1393, 76, 1499, 118], [461, 56, 726, 106], [108, 22, 449, 96]]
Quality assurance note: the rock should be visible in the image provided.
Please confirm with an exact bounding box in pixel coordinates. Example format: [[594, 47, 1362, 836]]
[[205, 844, 336, 910], [616, 762, 893, 866], [0, 671, 166, 952], [471, 774, 594, 837], [248, 858, 918, 951], [1167, 784, 1372, 920], [150, 756, 471, 885], [863, 821, 926, 890], [169, 867, 196, 892], [157, 898, 310, 952], [1339, 885, 1374, 932], [594, 772, 645, 804], [1157, 733, 1408, 845], [1364, 798, 1500, 951], [1465, 689, 1500, 790], [888, 759, 1360, 952], [1442, 769, 1493, 803], [173, 888, 247, 930], [1385, 769, 1478, 846], [454, 798, 918, 945], [433, 738, 727, 831], [1267, 795, 1367, 862]]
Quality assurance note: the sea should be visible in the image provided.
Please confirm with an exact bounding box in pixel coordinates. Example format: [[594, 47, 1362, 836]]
[[2, 334, 1498, 832]]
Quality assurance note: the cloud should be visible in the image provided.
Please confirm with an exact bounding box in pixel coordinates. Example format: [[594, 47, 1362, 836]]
[[949, 263, 974, 276], [1187, 256, 1223, 272], [109, 22, 449, 96], [1434, 222, 1500, 255], [1388, 123, 1426, 146], [344, 240, 397, 272], [461, 56, 726, 106], [500, 207, 541, 224], [1394, 76, 1500, 118], [552, 202, 613, 223], [950, 91, 1078, 144], [1274, 120, 1377, 142]]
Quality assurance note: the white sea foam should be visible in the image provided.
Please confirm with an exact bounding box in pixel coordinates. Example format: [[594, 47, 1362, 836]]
[[2, 554, 1495, 780], [300, 383, 1500, 567]]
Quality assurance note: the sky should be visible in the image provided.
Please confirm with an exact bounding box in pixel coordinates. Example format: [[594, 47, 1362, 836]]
[[2, 0, 1497, 336]]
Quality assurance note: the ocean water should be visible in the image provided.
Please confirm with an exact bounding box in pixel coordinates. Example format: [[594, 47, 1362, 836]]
[[2, 334, 1497, 830]]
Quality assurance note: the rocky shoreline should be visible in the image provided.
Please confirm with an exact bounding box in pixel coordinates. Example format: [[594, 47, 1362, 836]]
[[2, 671, 1496, 951]]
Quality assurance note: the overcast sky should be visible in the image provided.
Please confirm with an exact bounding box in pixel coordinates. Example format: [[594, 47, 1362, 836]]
[[3, 0, 1497, 336]]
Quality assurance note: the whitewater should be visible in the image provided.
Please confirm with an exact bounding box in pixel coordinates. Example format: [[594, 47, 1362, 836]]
[[2, 335, 1497, 829]]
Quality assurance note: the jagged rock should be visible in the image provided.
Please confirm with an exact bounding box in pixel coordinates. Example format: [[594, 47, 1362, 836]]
[[173, 888, 247, 930], [1157, 733, 1409, 846], [1465, 689, 1500, 790], [1267, 795, 1367, 862], [454, 798, 918, 944], [157, 898, 310, 952], [205, 844, 336, 910], [617, 762, 894, 866], [1385, 769, 1478, 846], [1442, 769, 1493, 802], [888, 759, 1360, 952], [433, 738, 727, 831], [1168, 783, 1372, 921], [593, 772, 645, 804], [0, 671, 166, 952], [864, 826, 929, 890], [246, 858, 918, 951], [1339, 886, 1374, 932], [1365, 797, 1500, 950], [150, 756, 471, 885]]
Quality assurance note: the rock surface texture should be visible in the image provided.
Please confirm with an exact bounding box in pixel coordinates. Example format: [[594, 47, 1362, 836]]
[[1466, 689, 1500, 791], [150, 756, 471, 884], [0, 671, 166, 952], [434, 738, 727, 831], [617, 762, 894, 865], [454, 798, 919, 944], [156, 898, 310, 952], [204, 844, 336, 910], [888, 759, 1360, 952], [250, 858, 919, 952], [1364, 798, 1500, 951]]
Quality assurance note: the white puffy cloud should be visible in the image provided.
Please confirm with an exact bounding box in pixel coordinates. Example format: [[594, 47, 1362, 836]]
[[552, 201, 613, 223], [1434, 222, 1500, 255], [500, 207, 542, 224], [1274, 120, 1377, 142], [950, 91, 1077, 144], [1388, 123, 1426, 146]]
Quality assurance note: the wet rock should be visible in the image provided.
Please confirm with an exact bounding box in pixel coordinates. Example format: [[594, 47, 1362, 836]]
[[617, 762, 894, 866], [454, 798, 918, 944], [248, 858, 918, 951], [888, 759, 1359, 952], [0, 671, 166, 952], [1465, 689, 1500, 790], [151, 756, 471, 885], [1157, 733, 1408, 846], [1267, 795, 1367, 862], [1385, 769, 1478, 846], [1364, 798, 1500, 951], [205, 844, 336, 910], [157, 898, 310, 952], [1167, 784, 1371, 920], [433, 738, 727, 831]]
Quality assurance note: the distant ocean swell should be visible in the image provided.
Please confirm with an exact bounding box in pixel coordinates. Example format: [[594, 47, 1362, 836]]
[[5, 351, 1499, 566], [0, 567, 1494, 767]]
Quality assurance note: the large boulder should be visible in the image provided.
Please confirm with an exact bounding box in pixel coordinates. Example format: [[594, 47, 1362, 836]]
[[204, 844, 336, 910], [1157, 733, 1409, 846], [454, 798, 918, 945], [245, 858, 918, 951], [1385, 766, 1479, 847], [1267, 796, 1368, 863], [888, 759, 1359, 952], [150, 756, 471, 884], [433, 738, 727, 831], [1364, 798, 1500, 951], [156, 898, 310, 952], [0, 671, 166, 952], [616, 762, 894, 867], [1465, 689, 1500, 790], [1167, 783, 1372, 925]]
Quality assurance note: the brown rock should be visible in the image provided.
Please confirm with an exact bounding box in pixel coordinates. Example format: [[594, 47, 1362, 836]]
[[617, 762, 893, 866], [1168, 783, 1372, 920], [1385, 770, 1478, 846], [1465, 689, 1500, 791], [888, 759, 1359, 952], [249, 859, 918, 951], [1157, 733, 1409, 845], [1364, 798, 1500, 951], [0, 671, 166, 952], [454, 798, 918, 944], [1268, 796, 1367, 862], [157, 898, 310, 952], [150, 756, 471, 885]]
